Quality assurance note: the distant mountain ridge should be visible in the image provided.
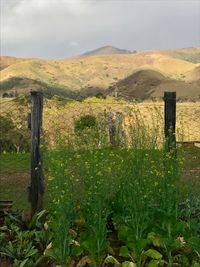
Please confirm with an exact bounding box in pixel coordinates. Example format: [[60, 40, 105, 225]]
[[80, 45, 134, 57]]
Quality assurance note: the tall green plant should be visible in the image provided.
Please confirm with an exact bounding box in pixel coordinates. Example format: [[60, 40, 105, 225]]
[[74, 149, 122, 267], [46, 149, 76, 266]]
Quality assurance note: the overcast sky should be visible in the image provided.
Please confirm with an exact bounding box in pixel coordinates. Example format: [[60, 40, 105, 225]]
[[1, 0, 200, 59]]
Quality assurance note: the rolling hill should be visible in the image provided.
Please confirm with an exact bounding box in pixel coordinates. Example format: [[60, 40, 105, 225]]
[[0, 47, 200, 100]]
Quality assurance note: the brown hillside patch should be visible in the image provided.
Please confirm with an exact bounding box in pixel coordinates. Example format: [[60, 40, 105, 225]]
[[111, 69, 200, 100], [185, 65, 200, 81]]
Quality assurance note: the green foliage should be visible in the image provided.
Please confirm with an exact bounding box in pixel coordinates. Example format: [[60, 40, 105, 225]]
[[0, 116, 16, 152], [42, 116, 200, 266], [0, 210, 51, 266], [45, 149, 78, 266], [0, 115, 29, 153], [74, 114, 97, 133], [14, 94, 31, 105], [95, 92, 106, 99]]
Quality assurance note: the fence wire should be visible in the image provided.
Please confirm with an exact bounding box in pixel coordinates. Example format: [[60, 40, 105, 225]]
[[0, 96, 200, 210], [43, 99, 200, 148]]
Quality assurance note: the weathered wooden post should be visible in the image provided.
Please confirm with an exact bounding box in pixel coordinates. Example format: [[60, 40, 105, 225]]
[[115, 112, 124, 147], [164, 92, 176, 152], [29, 91, 44, 215], [107, 112, 116, 147]]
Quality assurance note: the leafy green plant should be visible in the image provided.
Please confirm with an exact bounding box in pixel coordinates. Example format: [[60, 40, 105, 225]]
[[0, 211, 50, 267]]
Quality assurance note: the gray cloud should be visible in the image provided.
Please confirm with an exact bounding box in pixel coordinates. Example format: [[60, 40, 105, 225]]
[[1, 0, 200, 58]]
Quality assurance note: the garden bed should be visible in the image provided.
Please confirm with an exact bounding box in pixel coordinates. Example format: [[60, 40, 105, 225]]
[[0, 148, 200, 266]]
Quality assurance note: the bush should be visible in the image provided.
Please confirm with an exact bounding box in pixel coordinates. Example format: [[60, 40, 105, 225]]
[[74, 115, 97, 133], [95, 92, 106, 99]]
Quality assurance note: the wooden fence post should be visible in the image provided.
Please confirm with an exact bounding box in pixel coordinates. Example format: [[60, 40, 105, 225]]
[[115, 112, 124, 147], [107, 112, 116, 147], [164, 92, 176, 152], [29, 91, 44, 215]]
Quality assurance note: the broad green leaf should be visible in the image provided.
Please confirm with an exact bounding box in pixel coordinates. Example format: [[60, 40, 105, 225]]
[[25, 248, 38, 258], [147, 260, 164, 267], [80, 240, 91, 251], [144, 249, 162, 260], [119, 246, 130, 257], [71, 245, 83, 256], [103, 255, 121, 266], [122, 261, 137, 267], [117, 224, 129, 242], [28, 210, 46, 229], [19, 259, 29, 267], [108, 245, 115, 255], [147, 232, 160, 247]]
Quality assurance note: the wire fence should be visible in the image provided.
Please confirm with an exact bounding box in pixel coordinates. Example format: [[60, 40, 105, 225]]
[[0, 95, 200, 210], [1, 96, 200, 152], [42, 99, 200, 147]]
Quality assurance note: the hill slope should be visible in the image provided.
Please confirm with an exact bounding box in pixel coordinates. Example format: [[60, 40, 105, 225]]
[[0, 47, 200, 100], [110, 69, 200, 100]]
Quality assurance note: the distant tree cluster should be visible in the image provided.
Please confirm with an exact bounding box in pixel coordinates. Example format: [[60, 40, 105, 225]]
[[0, 116, 30, 153], [95, 92, 106, 99], [2, 91, 18, 98]]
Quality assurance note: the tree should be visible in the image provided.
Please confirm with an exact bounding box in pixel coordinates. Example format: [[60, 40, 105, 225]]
[[2, 92, 9, 98], [95, 92, 106, 99]]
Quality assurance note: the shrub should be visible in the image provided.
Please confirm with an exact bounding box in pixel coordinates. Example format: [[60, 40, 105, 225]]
[[74, 115, 97, 133], [95, 92, 106, 99]]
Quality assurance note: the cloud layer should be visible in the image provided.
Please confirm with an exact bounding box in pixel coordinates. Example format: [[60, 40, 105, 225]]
[[1, 0, 200, 58]]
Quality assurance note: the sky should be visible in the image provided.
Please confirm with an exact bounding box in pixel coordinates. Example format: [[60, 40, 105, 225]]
[[1, 0, 200, 59]]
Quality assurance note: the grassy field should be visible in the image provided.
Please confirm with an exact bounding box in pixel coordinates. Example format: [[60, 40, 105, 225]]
[[0, 153, 30, 210]]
